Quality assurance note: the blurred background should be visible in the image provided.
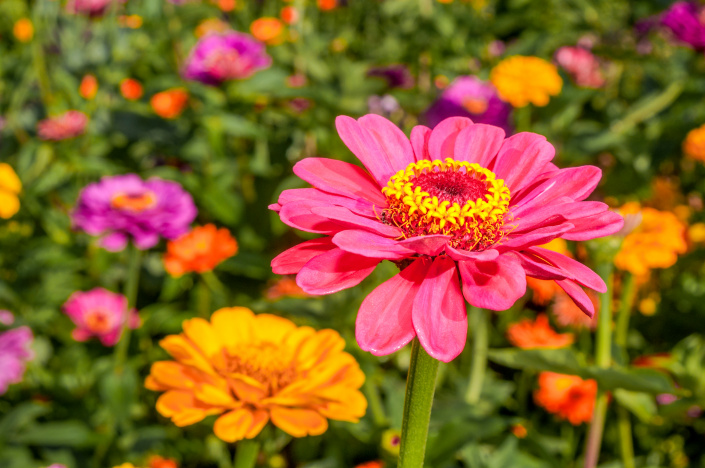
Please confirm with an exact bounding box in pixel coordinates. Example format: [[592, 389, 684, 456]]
[[2, 0, 705, 467]]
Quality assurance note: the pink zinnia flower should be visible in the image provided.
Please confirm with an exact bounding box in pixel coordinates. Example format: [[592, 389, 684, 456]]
[[270, 115, 623, 362], [37, 110, 88, 141], [0, 326, 34, 395], [62, 288, 139, 346], [66, 0, 124, 16], [554, 46, 606, 89]]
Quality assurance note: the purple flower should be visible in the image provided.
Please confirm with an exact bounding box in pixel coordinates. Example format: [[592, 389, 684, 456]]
[[423, 76, 512, 133], [71, 174, 197, 251], [0, 326, 33, 395], [183, 32, 272, 86], [661, 1, 705, 50], [63, 288, 139, 346], [367, 64, 415, 89]]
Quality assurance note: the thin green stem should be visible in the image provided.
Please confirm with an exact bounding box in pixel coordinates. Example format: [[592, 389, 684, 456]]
[[465, 306, 488, 404], [114, 244, 142, 373], [615, 273, 635, 349], [198, 276, 212, 318], [233, 440, 260, 468], [515, 105, 532, 133], [397, 338, 440, 468], [584, 262, 614, 468], [617, 406, 635, 468], [363, 377, 388, 427]]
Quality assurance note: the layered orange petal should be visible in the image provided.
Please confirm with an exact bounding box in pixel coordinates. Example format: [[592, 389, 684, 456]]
[[270, 407, 328, 437]]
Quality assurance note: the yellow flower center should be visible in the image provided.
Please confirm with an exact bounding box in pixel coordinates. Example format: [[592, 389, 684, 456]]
[[381, 158, 511, 251], [224, 342, 297, 393], [85, 308, 113, 334], [110, 191, 157, 213]]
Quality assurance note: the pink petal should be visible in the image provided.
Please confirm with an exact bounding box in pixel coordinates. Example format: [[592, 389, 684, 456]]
[[358, 114, 415, 168], [511, 166, 602, 209], [278, 188, 377, 216], [527, 247, 606, 292], [446, 246, 499, 262], [453, 124, 505, 167], [356, 258, 431, 356], [332, 230, 414, 259], [269, 203, 282, 212], [296, 249, 380, 295], [271, 238, 336, 274], [410, 125, 432, 161], [498, 224, 575, 252], [310, 206, 402, 237], [512, 201, 608, 233], [293, 157, 387, 206], [556, 279, 596, 318], [397, 235, 450, 256], [562, 211, 624, 241], [412, 256, 467, 362], [511, 251, 568, 280], [458, 254, 527, 311], [100, 232, 128, 252], [428, 117, 473, 160], [492, 133, 555, 193], [335, 116, 401, 186], [279, 201, 345, 234]]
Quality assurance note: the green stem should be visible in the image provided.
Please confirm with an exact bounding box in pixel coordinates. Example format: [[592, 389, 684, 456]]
[[465, 307, 488, 405], [363, 377, 388, 427], [397, 338, 440, 468], [202, 270, 227, 296], [617, 406, 636, 468], [114, 244, 142, 372], [515, 105, 532, 133], [198, 276, 212, 318], [615, 273, 635, 349], [584, 262, 614, 468], [233, 440, 260, 468]]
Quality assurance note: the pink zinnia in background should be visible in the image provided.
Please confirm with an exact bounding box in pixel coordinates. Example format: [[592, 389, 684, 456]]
[[554, 46, 606, 89], [271, 114, 623, 362], [0, 325, 34, 395], [63, 288, 139, 347], [661, 1, 705, 51], [423, 76, 512, 133], [37, 110, 88, 141], [183, 32, 272, 86], [71, 174, 197, 251], [66, 0, 124, 16]]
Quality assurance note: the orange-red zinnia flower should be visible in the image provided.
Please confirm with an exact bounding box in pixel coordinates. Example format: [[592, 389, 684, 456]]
[[13, 18, 34, 42], [534, 372, 596, 425], [150, 88, 189, 119], [147, 455, 178, 468], [163, 224, 238, 277], [120, 78, 144, 101], [79, 74, 98, 100], [146, 308, 367, 441], [506, 314, 574, 349], [250, 17, 284, 45]]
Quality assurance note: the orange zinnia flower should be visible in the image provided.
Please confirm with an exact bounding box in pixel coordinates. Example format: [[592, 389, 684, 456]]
[[490, 56, 562, 107], [250, 17, 284, 45], [266, 277, 311, 300], [614, 202, 687, 276], [164, 224, 238, 277], [120, 78, 144, 101], [506, 314, 574, 349], [318, 0, 337, 10], [147, 455, 178, 468], [79, 74, 98, 100], [146, 308, 367, 441], [355, 462, 384, 468], [684, 123, 705, 163], [150, 88, 189, 119], [13, 18, 34, 42], [280, 6, 300, 24], [534, 372, 596, 425]]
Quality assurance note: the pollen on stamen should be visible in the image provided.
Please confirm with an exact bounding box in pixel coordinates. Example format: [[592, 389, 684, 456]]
[[380, 158, 511, 251]]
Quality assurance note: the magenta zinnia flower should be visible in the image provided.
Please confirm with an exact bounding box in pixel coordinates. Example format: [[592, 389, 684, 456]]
[[71, 174, 197, 251], [271, 115, 623, 362], [37, 110, 88, 141], [423, 77, 512, 134], [183, 32, 272, 86], [66, 0, 123, 16], [63, 288, 139, 347], [661, 1, 705, 51], [0, 326, 33, 395]]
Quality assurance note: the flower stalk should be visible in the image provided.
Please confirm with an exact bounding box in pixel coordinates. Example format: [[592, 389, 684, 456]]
[[615, 272, 636, 468], [465, 306, 488, 404], [114, 244, 142, 372], [233, 440, 260, 468], [584, 262, 614, 468], [398, 338, 440, 468]]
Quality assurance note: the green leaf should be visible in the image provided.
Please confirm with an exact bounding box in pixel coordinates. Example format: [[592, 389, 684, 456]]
[[487, 348, 584, 375], [14, 421, 98, 447], [613, 389, 658, 423]]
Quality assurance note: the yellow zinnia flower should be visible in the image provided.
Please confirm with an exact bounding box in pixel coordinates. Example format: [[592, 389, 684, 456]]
[[683, 124, 705, 163], [0, 164, 21, 219], [146, 307, 367, 442], [490, 56, 563, 107], [614, 202, 687, 276]]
